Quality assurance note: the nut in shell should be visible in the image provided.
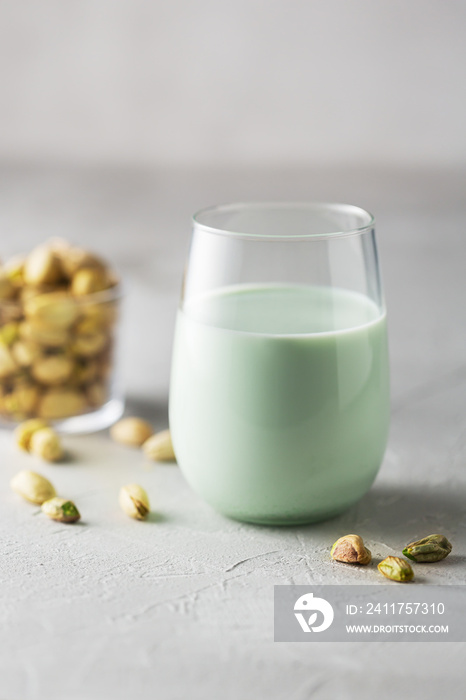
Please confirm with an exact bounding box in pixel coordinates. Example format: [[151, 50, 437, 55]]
[[58, 246, 105, 277], [10, 469, 56, 504], [11, 339, 42, 367], [110, 417, 154, 447], [15, 418, 49, 451], [119, 484, 150, 520], [71, 267, 112, 296], [0, 322, 19, 346], [23, 246, 64, 286], [71, 331, 107, 357], [378, 556, 414, 583], [30, 427, 64, 462], [142, 430, 176, 462], [25, 292, 78, 329], [0, 270, 16, 300], [331, 534, 372, 565], [19, 320, 69, 348], [41, 497, 80, 523], [0, 342, 18, 379], [38, 388, 86, 419], [5, 255, 25, 286], [86, 382, 107, 407], [31, 354, 74, 385], [4, 381, 40, 417]]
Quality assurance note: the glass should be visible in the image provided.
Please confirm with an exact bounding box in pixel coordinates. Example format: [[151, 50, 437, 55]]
[[0, 285, 124, 433], [169, 202, 390, 524]]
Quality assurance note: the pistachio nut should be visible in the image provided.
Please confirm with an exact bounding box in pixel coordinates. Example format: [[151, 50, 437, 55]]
[[38, 388, 86, 419], [86, 382, 107, 407], [378, 556, 414, 583], [71, 267, 112, 296], [20, 285, 57, 305], [80, 301, 118, 329], [14, 418, 49, 451], [71, 331, 107, 357], [41, 497, 80, 523], [19, 320, 69, 348], [30, 427, 64, 462], [110, 417, 154, 447], [4, 381, 40, 416], [403, 534, 452, 563], [0, 342, 18, 379], [31, 354, 74, 385], [71, 359, 98, 386], [25, 292, 78, 329], [23, 246, 64, 286], [142, 430, 176, 462], [4, 255, 24, 287], [0, 270, 16, 300], [58, 246, 105, 277], [11, 339, 42, 367], [119, 484, 150, 520], [331, 534, 372, 565], [0, 322, 19, 346], [10, 469, 56, 504]]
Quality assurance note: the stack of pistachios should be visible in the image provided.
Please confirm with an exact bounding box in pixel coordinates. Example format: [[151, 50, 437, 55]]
[[0, 239, 119, 422]]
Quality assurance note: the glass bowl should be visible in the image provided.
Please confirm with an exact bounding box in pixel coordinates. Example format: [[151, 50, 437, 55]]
[[0, 284, 124, 433]]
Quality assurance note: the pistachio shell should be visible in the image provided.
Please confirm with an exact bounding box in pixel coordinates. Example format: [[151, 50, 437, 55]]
[[71, 268, 112, 296], [71, 331, 107, 357], [142, 430, 176, 462], [110, 417, 153, 447], [14, 418, 49, 451], [30, 427, 64, 462], [331, 534, 372, 565], [19, 320, 69, 348], [10, 469, 56, 504], [0, 270, 17, 300], [11, 339, 42, 367], [41, 497, 80, 523], [4, 381, 40, 416], [86, 382, 107, 407], [25, 292, 78, 329], [58, 247, 105, 277], [38, 388, 86, 419], [23, 246, 64, 286], [0, 322, 20, 346], [31, 355, 74, 385], [0, 342, 18, 378], [119, 484, 150, 520]]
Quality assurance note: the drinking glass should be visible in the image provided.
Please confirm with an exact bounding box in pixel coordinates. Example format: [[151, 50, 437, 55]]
[[169, 203, 390, 524]]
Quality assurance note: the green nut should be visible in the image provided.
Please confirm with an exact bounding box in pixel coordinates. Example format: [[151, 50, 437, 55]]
[[378, 556, 414, 583], [41, 497, 80, 523], [403, 534, 452, 563]]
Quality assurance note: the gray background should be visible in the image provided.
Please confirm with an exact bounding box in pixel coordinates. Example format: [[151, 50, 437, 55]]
[[0, 2, 466, 699], [1, 0, 466, 167]]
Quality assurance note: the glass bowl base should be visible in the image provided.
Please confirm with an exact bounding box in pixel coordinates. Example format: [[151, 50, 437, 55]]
[[0, 397, 124, 435]]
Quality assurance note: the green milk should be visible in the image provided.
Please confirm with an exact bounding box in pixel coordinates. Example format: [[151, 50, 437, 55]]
[[169, 284, 390, 524]]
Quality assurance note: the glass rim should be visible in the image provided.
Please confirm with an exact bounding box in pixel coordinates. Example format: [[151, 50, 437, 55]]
[[0, 281, 123, 309], [193, 201, 375, 241]]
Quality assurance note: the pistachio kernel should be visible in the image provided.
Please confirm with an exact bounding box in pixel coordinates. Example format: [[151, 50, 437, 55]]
[[378, 556, 414, 583]]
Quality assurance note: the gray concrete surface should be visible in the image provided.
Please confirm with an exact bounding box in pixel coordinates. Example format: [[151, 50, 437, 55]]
[[0, 163, 465, 698]]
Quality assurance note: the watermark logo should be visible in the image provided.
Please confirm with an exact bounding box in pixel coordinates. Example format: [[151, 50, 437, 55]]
[[294, 592, 334, 633], [275, 586, 464, 642]]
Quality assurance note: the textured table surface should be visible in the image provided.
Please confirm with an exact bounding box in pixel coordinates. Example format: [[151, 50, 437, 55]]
[[0, 163, 465, 699]]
